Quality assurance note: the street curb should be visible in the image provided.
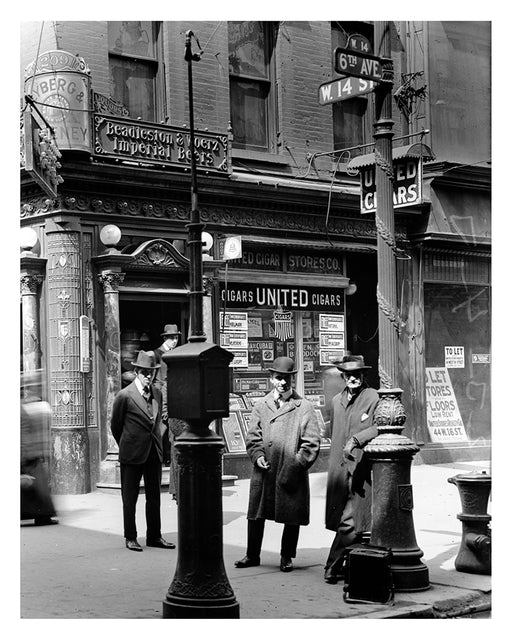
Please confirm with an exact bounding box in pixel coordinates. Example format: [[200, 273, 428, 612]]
[[347, 590, 491, 619]]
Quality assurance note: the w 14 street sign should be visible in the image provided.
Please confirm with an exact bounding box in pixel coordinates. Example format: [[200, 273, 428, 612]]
[[318, 76, 376, 105], [334, 47, 383, 82]]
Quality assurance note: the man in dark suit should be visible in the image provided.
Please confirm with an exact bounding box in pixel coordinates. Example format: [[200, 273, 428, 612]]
[[111, 350, 176, 552]]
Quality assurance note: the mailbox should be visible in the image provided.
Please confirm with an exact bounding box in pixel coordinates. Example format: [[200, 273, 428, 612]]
[[163, 341, 234, 421]]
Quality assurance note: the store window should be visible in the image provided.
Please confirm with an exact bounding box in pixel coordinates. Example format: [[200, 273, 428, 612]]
[[228, 21, 277, 152], [108, 21, 161, 121], [219, 304, 346, 454], [424, 282, 491, 445], [331, 22, 374, 152]]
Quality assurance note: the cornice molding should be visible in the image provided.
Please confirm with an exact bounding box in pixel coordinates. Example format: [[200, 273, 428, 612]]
[[20, 192, 399, 242]]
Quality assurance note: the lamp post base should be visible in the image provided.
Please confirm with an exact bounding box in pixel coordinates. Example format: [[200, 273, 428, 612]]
[[162, 596, 240, 619]]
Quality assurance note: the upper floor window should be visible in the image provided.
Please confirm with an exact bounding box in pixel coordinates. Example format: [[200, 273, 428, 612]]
[[228, 21, 277, 152], [108, 21, 161, 121], [331, 22, 374, 152]]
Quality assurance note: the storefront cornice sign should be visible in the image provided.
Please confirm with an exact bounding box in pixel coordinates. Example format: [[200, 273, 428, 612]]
[[221, 283, 344, 312], [93, 114, 231, 174]]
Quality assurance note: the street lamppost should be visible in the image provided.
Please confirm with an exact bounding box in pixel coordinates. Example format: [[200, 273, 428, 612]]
[[162, 30, 240, 618], [364, 21, 430, 592]]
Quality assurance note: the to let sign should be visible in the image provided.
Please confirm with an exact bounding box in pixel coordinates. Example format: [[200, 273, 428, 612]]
[[334, 48, 383, 82], [318, 76, 376, 105]]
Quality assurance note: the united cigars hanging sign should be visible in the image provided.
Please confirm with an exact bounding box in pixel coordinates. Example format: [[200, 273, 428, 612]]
[[220, 283, 344, 312], [360, 158, 422, 214], [93, 114, 231, 173]]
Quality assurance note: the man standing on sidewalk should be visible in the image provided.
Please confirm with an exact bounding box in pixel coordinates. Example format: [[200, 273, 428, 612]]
[[323, 355, 379, 584], [234, 357, 320, 573], [111, 350, 176, 552]]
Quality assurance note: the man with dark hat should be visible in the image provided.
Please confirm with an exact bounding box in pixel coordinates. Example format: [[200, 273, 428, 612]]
[[111, 350, 176, 552], [323, 354, 379, 583], [153, 324, 182, 490], [234, 357, 320, 573]]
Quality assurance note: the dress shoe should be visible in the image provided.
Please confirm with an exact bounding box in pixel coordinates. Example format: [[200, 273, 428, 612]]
[[280, 556, 293, 572], [146, 537, 176, 549], [125, 539, 143, 552], [234, 556, 260, 568], [324, 570, 344, 584]]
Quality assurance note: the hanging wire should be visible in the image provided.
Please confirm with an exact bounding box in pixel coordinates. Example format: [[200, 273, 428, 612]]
[[324, 151, 348, 247]]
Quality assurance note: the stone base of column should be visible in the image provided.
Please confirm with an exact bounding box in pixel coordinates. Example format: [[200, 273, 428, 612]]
[[98, 455, 120, 485]]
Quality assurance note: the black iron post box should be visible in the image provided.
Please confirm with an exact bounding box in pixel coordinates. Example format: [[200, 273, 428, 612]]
[[163, 341, 233, 421]]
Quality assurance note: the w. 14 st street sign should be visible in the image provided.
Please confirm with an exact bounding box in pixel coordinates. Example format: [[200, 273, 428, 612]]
[[318, 76, 376, 105]]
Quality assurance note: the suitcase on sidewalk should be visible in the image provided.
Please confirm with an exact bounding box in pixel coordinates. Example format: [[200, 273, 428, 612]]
[[343, 544, 394, 604]]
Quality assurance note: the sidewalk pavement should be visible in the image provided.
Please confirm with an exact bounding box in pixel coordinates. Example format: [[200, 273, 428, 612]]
[[20, 460, 492, 620]]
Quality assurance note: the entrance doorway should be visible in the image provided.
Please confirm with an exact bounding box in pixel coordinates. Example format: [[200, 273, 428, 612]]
[[119, 295, 188, 374]]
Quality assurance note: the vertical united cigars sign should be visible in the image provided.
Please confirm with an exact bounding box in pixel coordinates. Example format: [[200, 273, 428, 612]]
[[93, 114, 231, 173]]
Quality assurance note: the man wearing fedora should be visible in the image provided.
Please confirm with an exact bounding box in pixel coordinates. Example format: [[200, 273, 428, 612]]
[[235, 357, 320, 573], [111, 350, 176, 552], [152, 324, 184, 499], [323, 354, 379, 583]]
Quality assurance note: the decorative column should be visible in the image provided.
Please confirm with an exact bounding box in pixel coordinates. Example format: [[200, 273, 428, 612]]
[[46, 225, 90, 494], [20, 264, 45, 373], [364, 22, 429, 591], [97, 269, 125, 484]]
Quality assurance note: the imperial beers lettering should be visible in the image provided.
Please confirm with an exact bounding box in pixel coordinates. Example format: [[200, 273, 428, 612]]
[[94, 114, 229, 173], [360, 158, 422, 213]]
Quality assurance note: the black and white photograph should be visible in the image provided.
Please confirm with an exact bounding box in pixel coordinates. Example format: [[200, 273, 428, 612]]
[[14, 3, 502, 633]]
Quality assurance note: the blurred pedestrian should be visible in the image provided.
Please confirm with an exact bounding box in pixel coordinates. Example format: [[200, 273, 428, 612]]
[[323, 354, 379, 584], [20, 370, 57, 526], [152, 324, 181, 495], [111, 350, 176, 552], [235, 357, 320, 572]]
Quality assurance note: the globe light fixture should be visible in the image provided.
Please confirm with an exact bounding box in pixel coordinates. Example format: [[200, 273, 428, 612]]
[[346, 280, 358, 296], [20, 226, 38, 253], [100, 224, 122, 251]]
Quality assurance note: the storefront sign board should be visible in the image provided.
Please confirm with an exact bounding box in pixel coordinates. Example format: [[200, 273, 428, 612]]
[[425, 367, 468, 443], [93, 114, 230, 173], [221, 283, 344, 312]]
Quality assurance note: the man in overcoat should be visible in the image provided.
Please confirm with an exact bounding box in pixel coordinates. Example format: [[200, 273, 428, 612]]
[[234, 357, 320, 572], [323, 354, 379, 584], [111, 350, 176, 552]]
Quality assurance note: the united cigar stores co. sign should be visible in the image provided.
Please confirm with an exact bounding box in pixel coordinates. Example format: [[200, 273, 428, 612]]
[[93, 114, 231, 174], [360, 157, 422, 214]]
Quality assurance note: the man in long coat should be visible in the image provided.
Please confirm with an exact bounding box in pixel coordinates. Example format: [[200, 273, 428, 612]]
[[234, 357, 320, 572], [111, 350, 176, 552], [324, 355, 379, 584]]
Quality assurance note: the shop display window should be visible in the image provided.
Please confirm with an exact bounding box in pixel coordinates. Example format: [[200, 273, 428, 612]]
[[424, 283, 491, 444], [220, 308, 345, 451]]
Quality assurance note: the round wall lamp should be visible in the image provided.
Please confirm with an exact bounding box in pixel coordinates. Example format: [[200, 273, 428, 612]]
[[346, 280, 358, 296], [100, 224, 122, 251], [20, 226, 38, 254]]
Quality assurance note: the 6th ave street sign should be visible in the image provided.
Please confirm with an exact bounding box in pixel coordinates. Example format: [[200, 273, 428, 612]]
[[318, 76, 376, 105], [334, 47, 383, 82]]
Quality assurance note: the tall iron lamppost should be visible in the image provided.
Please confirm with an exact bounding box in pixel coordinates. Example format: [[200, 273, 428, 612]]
[[162, 30, 240, 618], [364, 21, 430, 592]]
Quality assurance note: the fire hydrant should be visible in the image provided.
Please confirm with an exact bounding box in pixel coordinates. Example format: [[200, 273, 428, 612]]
[[448, 471, 491, 575]]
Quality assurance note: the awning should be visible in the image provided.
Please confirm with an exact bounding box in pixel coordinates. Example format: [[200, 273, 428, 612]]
[[346, 142, 435, 171]]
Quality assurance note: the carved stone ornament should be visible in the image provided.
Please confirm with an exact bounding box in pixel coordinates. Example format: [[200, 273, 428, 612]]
[[98, 271, 125, 293], [20, 273, 44, 295]]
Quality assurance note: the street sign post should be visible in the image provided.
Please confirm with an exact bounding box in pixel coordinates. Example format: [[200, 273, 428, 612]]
[[318, 76, 376, 105], [334, 47, 383, 82]]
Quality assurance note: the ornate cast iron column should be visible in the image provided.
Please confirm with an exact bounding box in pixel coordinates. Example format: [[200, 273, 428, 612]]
[[364, 22, 429, 591], [97, 269, 125, 483], [46, 225, 91, 494], [162, 31, 239, 619]]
